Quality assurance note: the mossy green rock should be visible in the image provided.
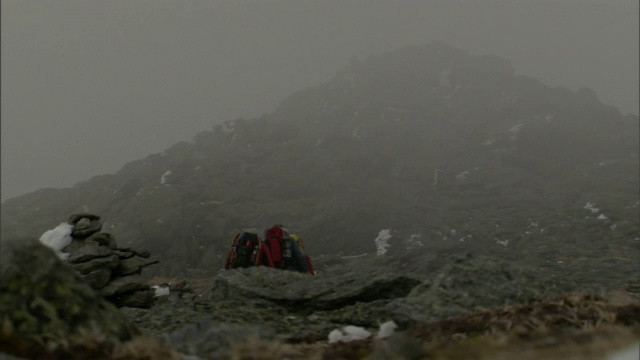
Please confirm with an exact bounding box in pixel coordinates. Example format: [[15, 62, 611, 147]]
[[0, 238, 139, 355]]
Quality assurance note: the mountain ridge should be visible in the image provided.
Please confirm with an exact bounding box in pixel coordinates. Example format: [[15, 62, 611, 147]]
[[2, 42, 638, 276]]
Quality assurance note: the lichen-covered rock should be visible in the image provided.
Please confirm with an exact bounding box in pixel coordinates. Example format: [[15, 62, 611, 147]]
[[113, 249, 135, 259], [72, 254, 119, 274], [212, 262, 420, 312], [100, 275, 152, 298], [0, 238, 139, 358], [82, 268, 112, 289], [67, 244, 114, 263], [85, 231, 117, 249], [119, 247, 151, 258], [71, 218, 102, 239], [67, 213, 101, 224], [113, 256, 159, 276]]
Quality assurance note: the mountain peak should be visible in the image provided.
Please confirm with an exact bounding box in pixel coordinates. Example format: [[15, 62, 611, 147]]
[[2, 43, 637, 276]]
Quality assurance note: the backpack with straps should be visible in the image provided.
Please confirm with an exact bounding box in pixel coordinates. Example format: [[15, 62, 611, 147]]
[[264, 225, 290, 268], [224, 231, 269, 269], [264, 225, 311, 273]]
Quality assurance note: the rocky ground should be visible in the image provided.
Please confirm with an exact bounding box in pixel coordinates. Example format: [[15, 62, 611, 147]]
[[121, 248, 639, 359], [2, 238, 638, 360]]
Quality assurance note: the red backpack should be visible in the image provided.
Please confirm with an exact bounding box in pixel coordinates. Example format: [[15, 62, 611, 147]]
[[224, 231, 273, 269], [264, 225, 287, 266]]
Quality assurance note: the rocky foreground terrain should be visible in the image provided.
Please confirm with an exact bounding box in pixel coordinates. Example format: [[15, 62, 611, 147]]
[[2, 237, 638, 360]]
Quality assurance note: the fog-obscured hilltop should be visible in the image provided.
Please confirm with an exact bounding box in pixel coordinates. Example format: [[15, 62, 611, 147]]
[[2, 42, 638, 276]]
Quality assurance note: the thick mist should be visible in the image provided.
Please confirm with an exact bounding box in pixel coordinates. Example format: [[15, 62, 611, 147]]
[[2, 0, 638, 201]]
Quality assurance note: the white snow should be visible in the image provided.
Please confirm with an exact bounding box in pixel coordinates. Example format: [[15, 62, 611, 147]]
[[39, 223, 74, 260], [496, 239, 509, 246], [625, 200, 639, 209], [374, 229, 392, 256], [459, 234, 473, 242], [597, 214, 608, 220], [406, 234, 424, 248], [328, 325, 372, 343], [160, 170, 172, 185], [152, 284, 170, 297], [584, 202, 600, 213], [328, 321, 397, 343], [606, 341, 639, 360], [376, 321, 398, 339]]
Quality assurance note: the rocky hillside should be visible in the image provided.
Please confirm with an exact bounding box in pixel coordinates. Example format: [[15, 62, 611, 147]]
[[1, 42, 638, 276]]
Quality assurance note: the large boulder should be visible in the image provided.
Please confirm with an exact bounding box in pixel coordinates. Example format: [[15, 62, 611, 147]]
[[212, 265, 420, 312], [0, 238, 140, 358]]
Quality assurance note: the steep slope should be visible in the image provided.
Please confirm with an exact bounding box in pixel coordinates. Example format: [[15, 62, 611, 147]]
[[2, 42, 638, 276]]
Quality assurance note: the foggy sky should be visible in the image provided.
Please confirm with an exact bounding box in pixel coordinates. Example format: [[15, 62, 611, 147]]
[[2, 0, 638, 202]]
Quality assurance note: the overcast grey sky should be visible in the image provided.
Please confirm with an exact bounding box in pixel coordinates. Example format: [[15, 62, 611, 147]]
[[2, 0, 638, 202]]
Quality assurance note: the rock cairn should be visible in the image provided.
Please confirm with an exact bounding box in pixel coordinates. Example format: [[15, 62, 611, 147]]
[[62, 213, 159, 308]]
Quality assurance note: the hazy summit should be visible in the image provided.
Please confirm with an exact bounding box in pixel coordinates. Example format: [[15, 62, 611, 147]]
[[2, 43, 638, 275]]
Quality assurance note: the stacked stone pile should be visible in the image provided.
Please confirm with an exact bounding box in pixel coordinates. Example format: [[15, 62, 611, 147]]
[[62, 213, 159, 308]]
